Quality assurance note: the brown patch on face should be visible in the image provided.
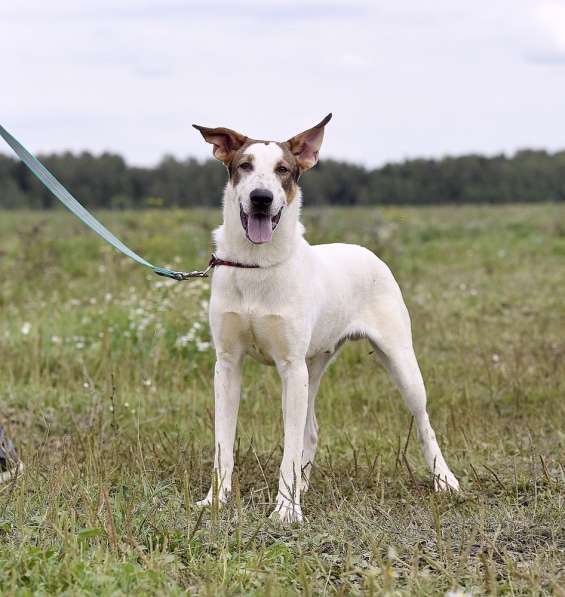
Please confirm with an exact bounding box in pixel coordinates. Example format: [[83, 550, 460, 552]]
[[227, 138, 274, 185], [228, 143, 256, 186], [276, 142, 300, 203], [226, 138, 300, 202]]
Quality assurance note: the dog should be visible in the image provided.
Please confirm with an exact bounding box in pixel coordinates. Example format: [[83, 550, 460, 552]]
[[192, 114, 459, 523]]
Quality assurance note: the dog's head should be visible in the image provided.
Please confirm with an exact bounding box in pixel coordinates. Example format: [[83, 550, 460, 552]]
[[193, 114, 331, 244]]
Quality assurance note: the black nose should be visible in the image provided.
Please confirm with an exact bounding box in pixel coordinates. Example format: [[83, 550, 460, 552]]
[[250, 188, 273, 211]]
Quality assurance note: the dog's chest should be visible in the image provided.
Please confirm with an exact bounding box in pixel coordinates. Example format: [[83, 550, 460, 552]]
[[247, 317, 282, 366], [211, 272, 306, 365], [213, 308, 295, 366]]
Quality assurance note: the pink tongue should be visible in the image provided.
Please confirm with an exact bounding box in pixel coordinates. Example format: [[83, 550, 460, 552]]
[[247, 214, 273, 244]]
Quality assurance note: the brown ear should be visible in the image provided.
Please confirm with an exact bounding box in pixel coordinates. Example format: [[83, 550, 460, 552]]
[[192, 124, 248, 163], [286, 113, 332, 171]]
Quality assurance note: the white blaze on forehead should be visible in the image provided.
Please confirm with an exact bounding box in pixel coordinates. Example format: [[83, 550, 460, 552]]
[[246, 142, 284, 174], [237, 142, 286, 245]]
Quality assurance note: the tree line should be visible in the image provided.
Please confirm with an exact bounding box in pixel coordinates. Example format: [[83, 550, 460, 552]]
[[0, 148, 563, 209]]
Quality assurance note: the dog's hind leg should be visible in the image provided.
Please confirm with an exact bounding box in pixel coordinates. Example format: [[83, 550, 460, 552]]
[[363, 300, 459, 491], [302, 351, 337, 491]]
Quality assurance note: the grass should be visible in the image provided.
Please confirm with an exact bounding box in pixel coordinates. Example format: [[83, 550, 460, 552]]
[[0, 204, 563, 595]]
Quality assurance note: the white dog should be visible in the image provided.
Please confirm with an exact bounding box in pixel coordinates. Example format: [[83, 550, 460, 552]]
[[193, 114, 459, 523]]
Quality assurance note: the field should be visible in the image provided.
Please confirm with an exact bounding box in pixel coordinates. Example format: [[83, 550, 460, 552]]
[[0, 204, 563, 595]]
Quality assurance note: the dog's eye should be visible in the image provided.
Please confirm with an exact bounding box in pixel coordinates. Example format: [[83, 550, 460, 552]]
[[275, 165, 289, 175], [239, 162, 253, 171]]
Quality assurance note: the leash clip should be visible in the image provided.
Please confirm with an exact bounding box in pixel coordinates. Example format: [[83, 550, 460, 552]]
[[155, 253, 258, 281], [170, 263, 214, 280]]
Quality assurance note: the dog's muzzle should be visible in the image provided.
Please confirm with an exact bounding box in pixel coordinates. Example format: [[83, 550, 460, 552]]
[[240, 203, 283, 244]]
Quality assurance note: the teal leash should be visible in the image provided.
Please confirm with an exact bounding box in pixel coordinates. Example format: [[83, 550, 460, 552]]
[[0, 124, 212, 280]]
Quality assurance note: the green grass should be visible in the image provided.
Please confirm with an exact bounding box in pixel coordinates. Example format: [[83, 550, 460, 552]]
[[0, 204, 563, 595]]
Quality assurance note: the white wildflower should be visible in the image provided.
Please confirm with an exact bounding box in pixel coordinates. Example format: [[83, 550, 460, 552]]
[[21, 322, 31, 335], [175, 333, 192, 348]]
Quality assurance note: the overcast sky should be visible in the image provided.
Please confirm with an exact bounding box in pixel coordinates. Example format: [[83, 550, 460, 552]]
[[1, 0, 564, 167]]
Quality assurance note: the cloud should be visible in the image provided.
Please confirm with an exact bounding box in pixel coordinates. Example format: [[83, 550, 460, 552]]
[[523, 1, 565, 65], [526, 51, 565, 65], [1, 0, 564, 167], [1, 0, 368, 22]]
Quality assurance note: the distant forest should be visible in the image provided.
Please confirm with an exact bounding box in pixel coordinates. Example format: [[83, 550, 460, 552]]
[[0, 148, 563, 209]]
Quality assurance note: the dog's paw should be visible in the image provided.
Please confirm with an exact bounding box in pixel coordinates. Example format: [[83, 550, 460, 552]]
[[195, 489, 229, 508], [433, 471, 460, 492], [269, 499, 303, 525], [195, 496, 213, 508]]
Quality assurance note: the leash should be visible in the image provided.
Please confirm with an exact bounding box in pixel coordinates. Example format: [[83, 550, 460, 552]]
[[0, 124, 258, 280]]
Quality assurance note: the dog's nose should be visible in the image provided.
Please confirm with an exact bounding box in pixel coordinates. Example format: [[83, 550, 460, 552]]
[[250, 188, 273, 211]]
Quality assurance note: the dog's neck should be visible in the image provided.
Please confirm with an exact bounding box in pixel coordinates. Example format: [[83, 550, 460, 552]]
[[213, 182, 305, 268]]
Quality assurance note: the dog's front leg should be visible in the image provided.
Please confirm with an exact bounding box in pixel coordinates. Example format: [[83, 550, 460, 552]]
[[197, 352, 243, 506], [271, 359, 309, 524]]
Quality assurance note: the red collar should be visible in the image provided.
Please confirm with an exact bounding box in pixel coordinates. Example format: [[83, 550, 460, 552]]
[[208, 254, 260, 269], [163, 254, 260, 281]]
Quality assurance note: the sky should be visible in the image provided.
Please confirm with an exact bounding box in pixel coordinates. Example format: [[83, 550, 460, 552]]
[[1, 0, 565, 168]]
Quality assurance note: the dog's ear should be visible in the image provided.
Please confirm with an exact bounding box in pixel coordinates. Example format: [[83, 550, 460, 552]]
[[192, 125, 248, 163], [286, 113, 332, 172]]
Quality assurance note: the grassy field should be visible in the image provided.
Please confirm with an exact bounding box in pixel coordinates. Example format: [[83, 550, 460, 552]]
[[0, 204, 563, 595]]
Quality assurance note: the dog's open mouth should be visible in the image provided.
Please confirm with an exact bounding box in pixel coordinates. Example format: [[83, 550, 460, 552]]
[[240, 204, 283, 244]]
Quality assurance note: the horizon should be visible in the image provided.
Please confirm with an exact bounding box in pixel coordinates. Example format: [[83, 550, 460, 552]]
[[1, 143, 564, 171]]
